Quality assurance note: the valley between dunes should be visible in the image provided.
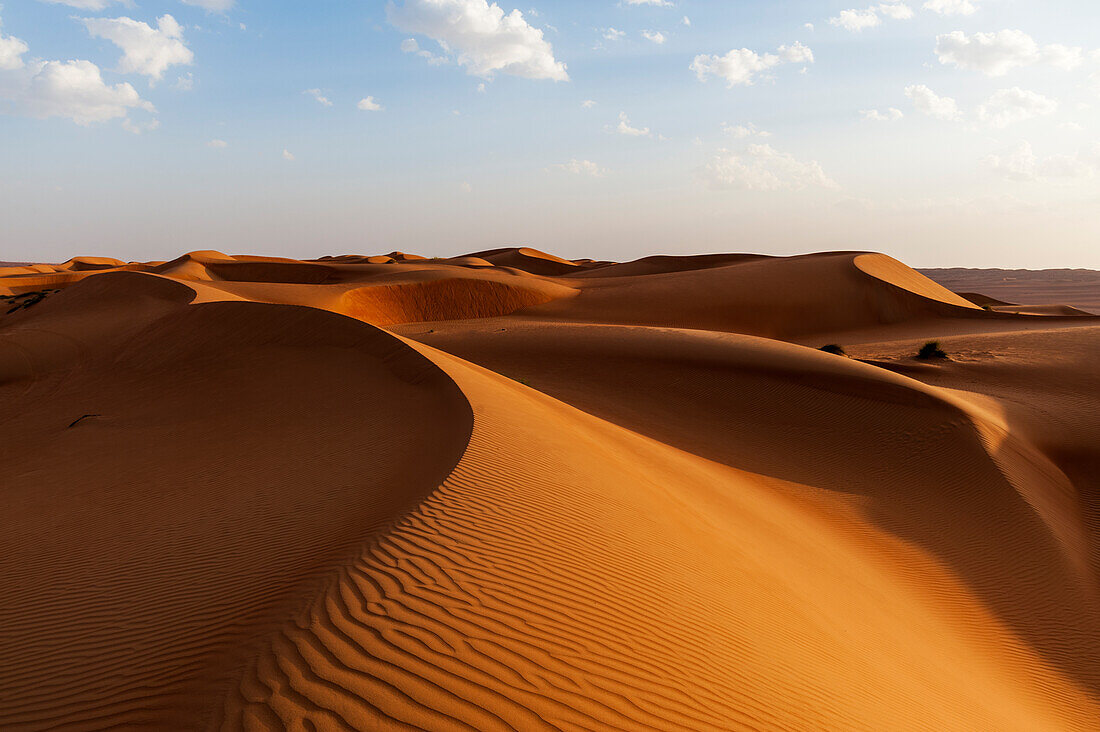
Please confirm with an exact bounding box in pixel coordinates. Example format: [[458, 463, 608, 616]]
[[1, 249, 1098, 730]]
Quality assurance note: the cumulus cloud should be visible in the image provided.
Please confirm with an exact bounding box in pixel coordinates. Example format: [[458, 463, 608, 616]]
[[690, 41, 812, 87], [879, 3, 914, 18], [400, 37, 448, 65], [207, 138, 228, 148], [358, 96, 383, 111], [0, 21, 28, 71], [923, 0, 978, 15], [304, 88, 332, 107], [642, 30, 665, 44], [282, 148, 295, 161], [903, 84, 1057, 128], [180, 0, 235, 11], [975, 87, 1056, 128], [702, 144, 838, 191], [5, 59, 154, 124], [935, 30, 1082, 76], [1, 13, 155, 127], [387, 0, 568, 81], [985, 141, 1100, 181], [82, 15, 193, 83], [861, 107, 904, 121], [581, 99, 596, 108], [904, 84, 961, 120], [722, 122, 770, 138], [616, 111, 650, 136], [603, 27, 625, 41], [829, 4, 913, 33], [549, 159, 606, 176]]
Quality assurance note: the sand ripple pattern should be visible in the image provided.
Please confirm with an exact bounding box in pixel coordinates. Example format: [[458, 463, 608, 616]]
[[219, 352, 1099, 731]]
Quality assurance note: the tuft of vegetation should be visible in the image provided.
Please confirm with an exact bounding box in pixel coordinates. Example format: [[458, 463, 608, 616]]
[[1, 289, 58, 315], [819, 344, 847, 356], [916, 341, 948, 360]]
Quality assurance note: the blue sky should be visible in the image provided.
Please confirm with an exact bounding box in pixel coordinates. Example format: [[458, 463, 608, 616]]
[[2, 0, 1099, 267]]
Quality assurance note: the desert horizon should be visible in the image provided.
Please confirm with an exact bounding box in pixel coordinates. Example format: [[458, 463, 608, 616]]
[[5, 0, 1100, 728], [2, 246, 1099, 729]]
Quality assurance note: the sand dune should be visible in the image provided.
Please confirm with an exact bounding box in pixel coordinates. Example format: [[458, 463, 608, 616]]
[[1, 249, 1098, 729], [922, 267, 1100, 314]]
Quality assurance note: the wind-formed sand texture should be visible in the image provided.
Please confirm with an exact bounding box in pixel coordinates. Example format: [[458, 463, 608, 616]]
[[1, 249, 1098, 730]]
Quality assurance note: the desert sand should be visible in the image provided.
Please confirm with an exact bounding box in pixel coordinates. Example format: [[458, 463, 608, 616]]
[[1, 249, 1098, 730]]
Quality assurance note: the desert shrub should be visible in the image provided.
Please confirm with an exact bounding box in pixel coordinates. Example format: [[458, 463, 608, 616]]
[[916, 341, 947, 360], [819, 344, 847, 356]]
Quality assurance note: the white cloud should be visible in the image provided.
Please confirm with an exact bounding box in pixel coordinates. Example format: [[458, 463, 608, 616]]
[[623, 0, 673, 6], [985, 141, 1099, 181], [180, 0, 235, 11], [804, 23, 814, 31], [829, 4, 913, 32], [682, 16, 691, 26], [122, 116, 159, 134], [904, 84, 962, 120], [459, 181, 473, 192], [0, 21, 28, 71], [861, 107, 904, 121], [617, 111, 650, 136], [304, 88, 332, 107], [690, 41, 813, 87], [702, 144, 838, 191], [1, 15, 154, 127], [82, 15, 193, 83], [879, 3, 914, 19], [207, 138, 228, 148], [923, 0, 977, 15], [282, 149, 295, 161], [5, 59, 153, 125], [603, 27, 625, 41], [935, 30, 1082, 76], [477, 82, 486, 92], [1060, 122, 1083, 132], [722, 122, 770, 138], [175, 72, 193, 90], [358, 95, 383, 111], [36, 0, 128, 9], [642, 30, 665, 44], [975, 87, 1056, 128], [400, 37, 450, 65], [549, 159, 606, 176], [581, 99, 596, 108], [387, 0, 568, 81], [830, 9, 880, 32]]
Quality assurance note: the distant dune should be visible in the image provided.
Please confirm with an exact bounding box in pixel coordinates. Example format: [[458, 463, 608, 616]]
[[1, 249, 1098, 730], [921, 267, 1100, 315]]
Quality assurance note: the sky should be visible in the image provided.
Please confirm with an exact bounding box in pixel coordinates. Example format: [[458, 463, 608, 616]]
[[1, 0, 1099, 268]]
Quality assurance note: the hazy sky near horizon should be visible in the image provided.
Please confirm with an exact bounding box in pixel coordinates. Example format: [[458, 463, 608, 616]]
[[2, 0, 1099, 267]]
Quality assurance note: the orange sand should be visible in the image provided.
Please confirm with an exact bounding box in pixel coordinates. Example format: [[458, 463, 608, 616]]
[[1, 250, 1098, 730]]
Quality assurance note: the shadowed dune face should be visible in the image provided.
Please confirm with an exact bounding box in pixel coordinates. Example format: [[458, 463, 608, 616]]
[[0, 295, 472, 729], [1, 249, 1099, 730]]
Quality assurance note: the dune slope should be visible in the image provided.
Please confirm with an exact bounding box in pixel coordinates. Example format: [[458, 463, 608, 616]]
[[0, 288, 471, 729], [1, 249, 1098, 730]]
